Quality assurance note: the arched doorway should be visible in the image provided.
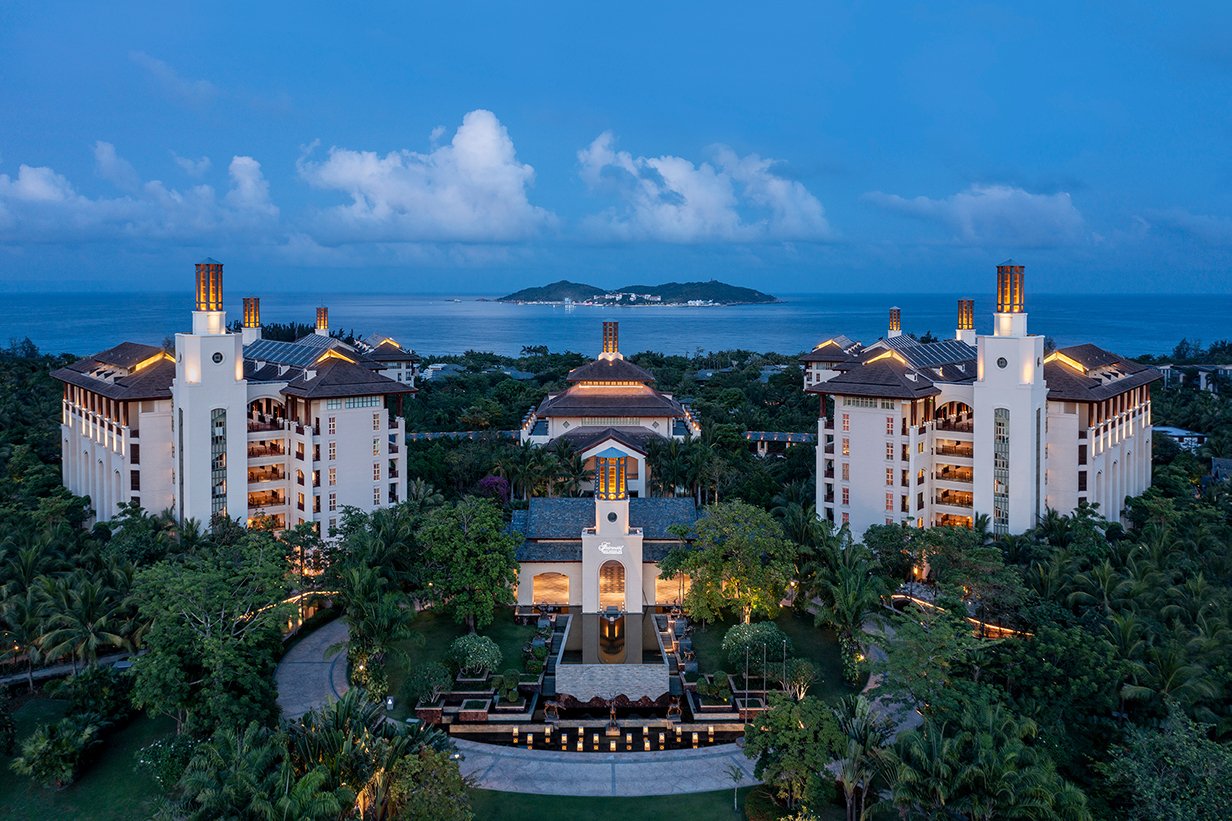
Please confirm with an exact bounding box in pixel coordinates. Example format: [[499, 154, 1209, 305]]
[[532, 572, 569, 605], [598, 560, 625, 610]]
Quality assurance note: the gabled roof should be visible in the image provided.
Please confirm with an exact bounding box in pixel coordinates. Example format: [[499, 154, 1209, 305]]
[[281, 358, 414, 399], [566, 357, 656, 384], [800, 336, 863, 364], [810, 351, 941, 399], [51, 343, 176, 401], [868, 335, 976, 369], [1043, 345, 1160, 402], [555, 426, 661, 455]]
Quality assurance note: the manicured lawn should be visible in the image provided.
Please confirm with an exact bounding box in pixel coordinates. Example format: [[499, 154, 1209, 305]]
[[386, 607, 537, 712], [470, 787, 851, 820], [688, 607, 862, 701], [0, 697, 175, 821]]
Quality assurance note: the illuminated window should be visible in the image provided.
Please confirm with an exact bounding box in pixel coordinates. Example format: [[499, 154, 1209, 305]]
[[841, 512, 849, 525], [841, 462, 850, 480], [885, 492, 893, 511], [297, 492, 305, 511], [885, 468, 894, 486], [885, 416, 894, 435], [372, 412, 381, 431], [328, 467, 336, 486], [841, 413, 850, 432], [842, 438, 850, 456], [372, 438, 380, 456], [918, 442, 925, 454], [327, 416, 336, 434], [885, 442, 894, 460], [841, 487, 849, 505]]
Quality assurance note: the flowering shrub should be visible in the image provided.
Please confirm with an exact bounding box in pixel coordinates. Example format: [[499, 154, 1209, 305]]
[[449, 634, 502, 677], [134, 734, 197, 792]]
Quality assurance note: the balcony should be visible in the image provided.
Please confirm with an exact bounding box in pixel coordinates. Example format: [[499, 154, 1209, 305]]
[[247, 466, 285, 485], [248, 443, 286, 459], [934, 489, 974, 509], [248, 490, 286, 508], [247, 413, 284, 433], [935, 442, 974, 459], [934, 416, 974, 434], [934, 466, 973, 484]]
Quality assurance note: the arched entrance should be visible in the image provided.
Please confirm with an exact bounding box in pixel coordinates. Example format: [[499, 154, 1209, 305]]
[[598, 560, 625, 610], [532, 572, 569, 605]]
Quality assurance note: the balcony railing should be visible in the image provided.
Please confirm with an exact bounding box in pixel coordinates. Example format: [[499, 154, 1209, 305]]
[[935, 444, 974, 458], [935, 468, 973, 484], [935, 491, 974, 508], [934, 417, 974, 433], [248, 491, 286, 508], [248, 444, 286, 458], [247, 467, 285, 484]]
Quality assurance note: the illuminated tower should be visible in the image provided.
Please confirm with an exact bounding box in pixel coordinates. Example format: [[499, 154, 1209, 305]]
[[171, 259, 250, 525], [973, 261, 1047, 535], [887, 307, 902, 339], [581, 448, 644, 613], [956, 298, 975, 345], [241, 297, 261, 345], [315, 306, 329, 337]]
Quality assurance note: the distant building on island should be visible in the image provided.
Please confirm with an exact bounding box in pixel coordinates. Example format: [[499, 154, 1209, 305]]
[[804, 262, 1160, 536], [53, 259, 415, 535], [520, 322, 701, 497]]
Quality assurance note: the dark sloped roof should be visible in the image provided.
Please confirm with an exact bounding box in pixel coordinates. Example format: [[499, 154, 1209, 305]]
[[870, 336, 976, 369], [519, 497, 698, 540], [810, 355, 940, 399], [281, 358, 414, 399], [1044, 345, 1160, 401], [536, 385, 686, 418], [516, 540, 582, 562], [51, 343, 176, 401], [800, 336, 863, 364], [566, 357, 655, 384], [555, 426, 662, 455]]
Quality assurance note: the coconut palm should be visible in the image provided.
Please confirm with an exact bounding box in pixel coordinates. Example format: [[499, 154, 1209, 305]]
[[178, 722, 285, 821], [552, 443, 593, 497], [40, 575, 125, 671], [833, 695, 893, 821]]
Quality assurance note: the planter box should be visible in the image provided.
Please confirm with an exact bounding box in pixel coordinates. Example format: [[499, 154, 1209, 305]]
[[492, 698, 528, 712], [458, 698, 490, 722], [415, 703, 444, 724]]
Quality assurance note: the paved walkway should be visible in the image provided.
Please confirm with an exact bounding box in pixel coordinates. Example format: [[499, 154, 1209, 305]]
[[276, 618, 350, 720], [0, 651, 130, 688], [454, 737, 758, 796]]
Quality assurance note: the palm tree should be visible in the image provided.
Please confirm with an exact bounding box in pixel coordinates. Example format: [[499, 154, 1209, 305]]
[[813, 543, 885, 648], [0, 588, 49, 692], [178, 722, 284, 821], [885, 720, 960, 817], [40, 575, 125, 671], [552, 443, 593, 497], [404, 478, 444, 506], [833, 695, 893, 821]]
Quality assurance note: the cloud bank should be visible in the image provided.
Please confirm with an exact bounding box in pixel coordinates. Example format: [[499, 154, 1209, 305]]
[[578, 132, 831, 243]]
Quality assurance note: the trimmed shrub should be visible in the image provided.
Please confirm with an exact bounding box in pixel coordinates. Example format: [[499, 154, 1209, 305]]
[[401, 662, 453, 705], [498, 669, 521, 702], [449, 634, 502, 677], [722, 622, 792, 677], [10, 713, 108, 789]]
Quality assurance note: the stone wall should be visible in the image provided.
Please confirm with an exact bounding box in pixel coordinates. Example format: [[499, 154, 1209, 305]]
[[555, 662, 670, 701]]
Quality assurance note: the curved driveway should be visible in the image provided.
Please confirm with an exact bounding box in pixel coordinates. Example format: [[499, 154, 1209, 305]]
[[275, 618, 350, 720]]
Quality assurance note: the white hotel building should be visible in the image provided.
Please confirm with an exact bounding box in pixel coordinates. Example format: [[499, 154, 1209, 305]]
[[804, 262, 1160, 537], [53, 260, 414, 536]]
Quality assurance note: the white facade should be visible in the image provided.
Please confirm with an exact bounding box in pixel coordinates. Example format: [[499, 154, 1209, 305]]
[[810, 263, 1159, 537], [56, 260, 410, 533]]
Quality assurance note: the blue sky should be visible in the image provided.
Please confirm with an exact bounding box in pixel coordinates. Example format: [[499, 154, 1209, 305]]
[[2, 2, 1230, 294]]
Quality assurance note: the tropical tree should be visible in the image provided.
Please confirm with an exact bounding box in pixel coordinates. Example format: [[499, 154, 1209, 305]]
[[420, 498, 520, 632], [832, 695, 893, 821], [743, 692, 844, 811], [385, 747, 474, 821]]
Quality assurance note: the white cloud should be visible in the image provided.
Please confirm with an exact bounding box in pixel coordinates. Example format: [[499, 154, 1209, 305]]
[[129, 51, 219, 106], [577, 132, 831, 243], [1142, 208, 1232, 246], [0, 144, 278, 243], [172, 153, 212, 178], [863, 184, 1086, 246], [297, 109, 554, 243]]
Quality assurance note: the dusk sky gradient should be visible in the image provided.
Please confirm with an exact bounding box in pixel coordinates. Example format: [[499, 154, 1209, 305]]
[[2, 2, 1231, 294]]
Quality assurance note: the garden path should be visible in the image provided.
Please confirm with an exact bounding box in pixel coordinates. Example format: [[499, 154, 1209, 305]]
[[453, 737, 759, 796], [275, 617, 350, 720]]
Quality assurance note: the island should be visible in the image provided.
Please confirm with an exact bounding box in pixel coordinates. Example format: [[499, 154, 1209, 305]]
[[497, 279, 778, 306]]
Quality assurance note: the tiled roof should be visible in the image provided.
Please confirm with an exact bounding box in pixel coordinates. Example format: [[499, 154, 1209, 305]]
[[51, 343, 176, 401], [800, 336, 863, 364], [870, 336, 976, 369], [1044, 345, 1160, 401], [281, 358, 414, 399], [566, 357, 656, 384], [536, 385, 686, 418], [810, 355, 941, 399], [555, 426, 663, 455], [518, 497, 698, 540]]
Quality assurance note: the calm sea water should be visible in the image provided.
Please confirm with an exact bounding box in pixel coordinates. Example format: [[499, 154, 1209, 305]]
[[3, 291, 1229, 359]]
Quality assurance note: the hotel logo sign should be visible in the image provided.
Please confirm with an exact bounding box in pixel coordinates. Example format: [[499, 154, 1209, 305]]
[[597, 542, 623, 555]]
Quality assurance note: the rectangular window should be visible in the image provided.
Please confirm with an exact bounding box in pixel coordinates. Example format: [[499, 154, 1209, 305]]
[[373, 463, 381, 481], [372, 412, 381, 431], [297, 492, 305, 511], [328, 492, 337, 511], [130, 469, 141, 491], [841, 512, 850, 525], [841, 462, 850, 481], [918, 441, 925, 454], [885, 468, 894, 486], [841, 487, 850, 505], [372, 438, 380, 456], [328, 467, 337, 486], [885, 492, 893, 511], [886, 416, 894, 435], [326, 399, 343, 410], [313, 495, 321, 514], [373, 487, 381, 506], [130, 443, 140, 464], [328, 517, 337, 536], [885, 442, 894, 460], [328, 442, 336, 461], [1078, 471, 1087, 492], [841, 413, 850, 432], [328, 416, 336, 434], [842, 438, 850, 456], [345, 396, 381, 409], [993, 407, 1011, 535]]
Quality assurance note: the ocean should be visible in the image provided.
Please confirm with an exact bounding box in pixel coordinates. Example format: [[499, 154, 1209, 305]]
[[3, 291, 1229, 360]]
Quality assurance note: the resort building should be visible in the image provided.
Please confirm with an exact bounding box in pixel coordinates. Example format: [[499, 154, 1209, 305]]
[[520, 322, 701, 497], [805, 262, 1160, 536], [53, 259, 413, 536]]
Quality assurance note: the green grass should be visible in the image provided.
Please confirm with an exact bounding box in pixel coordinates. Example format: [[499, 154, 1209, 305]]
[[470, 788, 852, 820], [385, 607, 537, 713], [0, 697, 175, 821], [688, 607, 862, 702]]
